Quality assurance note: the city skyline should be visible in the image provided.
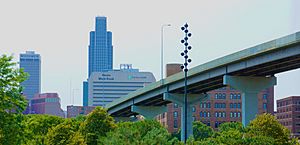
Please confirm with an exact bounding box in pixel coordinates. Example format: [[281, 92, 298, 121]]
[[0, 0, 299, 110]]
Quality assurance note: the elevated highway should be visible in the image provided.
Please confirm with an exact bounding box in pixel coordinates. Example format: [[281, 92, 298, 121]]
[[106, 31, 300, 140]]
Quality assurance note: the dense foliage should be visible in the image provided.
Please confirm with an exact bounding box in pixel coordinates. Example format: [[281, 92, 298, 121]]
[[1, 55, 299, 145], [0, 55, 28, 144], [187, 114, 299, 145], [100, 120, 180, 145]]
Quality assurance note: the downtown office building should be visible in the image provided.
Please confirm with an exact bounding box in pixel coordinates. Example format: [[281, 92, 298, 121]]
[[88, 16, 113, 76], [88, 65, 156, 107], [20, 51, 41, 100], [83, 16, 113, 106]]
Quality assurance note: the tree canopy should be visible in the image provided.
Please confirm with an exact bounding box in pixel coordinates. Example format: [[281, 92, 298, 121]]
[[0, 54, 28, 113], [80, 107, 116, 145]]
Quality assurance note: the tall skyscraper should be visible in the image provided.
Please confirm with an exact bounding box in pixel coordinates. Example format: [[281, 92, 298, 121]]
[[88, 16, 113, 76], [84, 16, 113, 106], [20, 51, 41, 100]]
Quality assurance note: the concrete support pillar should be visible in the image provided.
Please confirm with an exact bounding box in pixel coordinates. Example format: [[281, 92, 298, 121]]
[[163, 93, 207, 141], [223, 75, 276, 126], [131, 105, 167, 119]]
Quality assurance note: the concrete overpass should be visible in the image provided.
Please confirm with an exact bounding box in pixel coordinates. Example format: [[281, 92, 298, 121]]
[[106, 31, 300, 140]]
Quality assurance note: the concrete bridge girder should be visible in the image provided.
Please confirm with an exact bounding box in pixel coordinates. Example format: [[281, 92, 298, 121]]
[[223, 75, 277, 126], [131, 105, 167, 119]]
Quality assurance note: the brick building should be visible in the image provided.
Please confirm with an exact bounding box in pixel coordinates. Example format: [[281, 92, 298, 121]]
[[157, 64, 274, 133], [276, 96, 300, 137], [67, 106, 96, 118], [31, 93, 65, 117]]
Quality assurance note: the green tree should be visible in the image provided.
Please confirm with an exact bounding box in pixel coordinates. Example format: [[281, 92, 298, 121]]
[[243, 135, 275, 145], [101, 120, 180, 145], [192, 121, 214, 141], [0, 55, 28, 113], [45, 119, 86, 145], [21, 114, 64, 144], [0, 113, 25, 145], [214, 129, 244, 145], [0, 55, 28, 144], [218, 122, 244, 133], [246, 113, 290, 145], [80, 107, 116, 145]]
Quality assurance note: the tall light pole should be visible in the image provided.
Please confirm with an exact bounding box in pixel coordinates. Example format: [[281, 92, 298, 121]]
[[180, 23, 192, 143], [161, 24, 171, 82]]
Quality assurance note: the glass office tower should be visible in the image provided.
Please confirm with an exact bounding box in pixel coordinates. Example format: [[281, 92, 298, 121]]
[[88, 16, 113, 76], [20, 51, 41, 100]]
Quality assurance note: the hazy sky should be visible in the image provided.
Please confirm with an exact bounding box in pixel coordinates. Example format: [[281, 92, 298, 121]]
[[1, 0, 299, 110]]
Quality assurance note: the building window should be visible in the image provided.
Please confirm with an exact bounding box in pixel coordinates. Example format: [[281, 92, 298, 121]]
[[263, 94, 268, 100], [237, 94, 241, 99], [174, 103, 178, 108], [204, 112, 207, 117], [200, 103, 203, 108], [230, 112, 233, 118], [192, 106, 196, 112], [207, 112, 210, 118], [207, 103, 211, 108], [222, 103, 226, 108], [222, 93, 226, 99], [230, 94, 233, 99], [230, 103, 233, 108], [200, 112, 203, 117], [233, 103, 237, 108], [238, 112, 241, 118], [174, 120, 178, 128], [203, 103, 206, 108], [215, 112, 218, 117], [263, 103, 267, 110], [222, 112, 226, 118], [237, 103, 241, 109], [215, 121, 219, 128], [173, 111, 178, 118]]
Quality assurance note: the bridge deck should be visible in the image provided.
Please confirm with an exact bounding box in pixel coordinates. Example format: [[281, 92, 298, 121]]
[[107, 32, 300, 117]]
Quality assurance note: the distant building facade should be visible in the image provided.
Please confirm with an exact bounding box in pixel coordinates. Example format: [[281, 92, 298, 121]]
[[83, 81, 89, 106], [88, 16, 113, 76], [88, 64, 156, 107], [20, 51, 41, 100], [67, 106, 96, 118], [157, 64, 274, 133], [276, 96, 300, 137], [31, 93, 64, 117]]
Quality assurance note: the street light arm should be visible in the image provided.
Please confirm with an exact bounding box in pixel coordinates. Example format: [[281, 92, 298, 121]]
[[160, 24, 171, 82]]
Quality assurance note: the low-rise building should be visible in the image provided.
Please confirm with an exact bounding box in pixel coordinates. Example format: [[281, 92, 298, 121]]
[[67, 106, 96, 118], [276, 96, 300, 137], [31, 93, 65, 117]]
